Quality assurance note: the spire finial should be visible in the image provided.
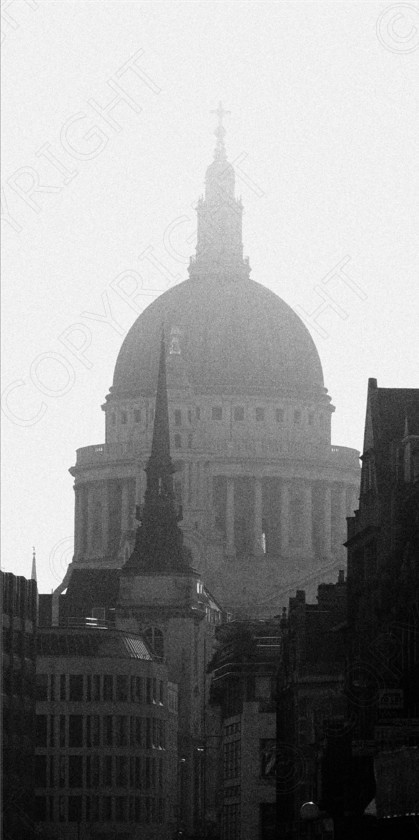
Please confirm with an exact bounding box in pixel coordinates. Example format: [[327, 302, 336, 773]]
[[211, 101, 231, 158], [31, 546, 37, 582]]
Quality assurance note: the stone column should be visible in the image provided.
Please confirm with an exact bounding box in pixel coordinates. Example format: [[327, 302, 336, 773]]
[[323, 484, 332, 556], [225, 477, 235, 556], [280, 482, 290, 554], [87, 484, 96, 556], [253, 477, 264, 555], [302, 483, 313, 553], [101, 482, 109, 553], [121, 481, 130, 534]]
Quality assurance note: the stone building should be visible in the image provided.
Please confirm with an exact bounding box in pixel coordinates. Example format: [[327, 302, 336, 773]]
[[34, 624, 174, 839], [60, 106, 359, 620], [2, 570, 38, 840]]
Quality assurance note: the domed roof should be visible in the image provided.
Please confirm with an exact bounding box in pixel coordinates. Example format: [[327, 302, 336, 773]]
[[111, 277, 324, 399]]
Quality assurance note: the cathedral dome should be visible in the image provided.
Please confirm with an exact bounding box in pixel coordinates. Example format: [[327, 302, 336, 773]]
[[112, 106, 325, 403], [111, 276, 324, 399]]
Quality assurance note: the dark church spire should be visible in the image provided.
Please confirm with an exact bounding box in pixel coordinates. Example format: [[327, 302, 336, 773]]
[[188, 103, 250, 282], [123, 334, 192, 574]]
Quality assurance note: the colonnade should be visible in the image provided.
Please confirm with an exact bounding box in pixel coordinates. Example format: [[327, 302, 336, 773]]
[[74, 467, 358, 561]]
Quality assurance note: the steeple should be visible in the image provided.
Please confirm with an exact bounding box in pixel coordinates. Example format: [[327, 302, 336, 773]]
[[188, 102, 250, 282], [123, 334, 192, 574], [31, 546, 37, 582]]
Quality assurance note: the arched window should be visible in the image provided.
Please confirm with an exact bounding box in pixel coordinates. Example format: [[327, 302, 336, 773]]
[[144, 627, 164, 659]]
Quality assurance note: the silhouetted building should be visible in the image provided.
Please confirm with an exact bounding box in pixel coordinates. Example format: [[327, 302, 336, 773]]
[[276, 574, 347, 840], [208, 619, 281, 840], [345, 379, 419, 837], [2, 570, 38, 840]]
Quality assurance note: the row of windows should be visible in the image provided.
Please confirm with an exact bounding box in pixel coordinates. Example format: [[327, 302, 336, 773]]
[[34, 794, 165, 824], [35, 752, 164, 791], [110, 406, 325, 427], [36, 714, 166, 750], [36, 673, 164, 705]]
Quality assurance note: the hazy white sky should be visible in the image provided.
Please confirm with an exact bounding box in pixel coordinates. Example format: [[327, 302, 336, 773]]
[[2, 0, 418, 592]]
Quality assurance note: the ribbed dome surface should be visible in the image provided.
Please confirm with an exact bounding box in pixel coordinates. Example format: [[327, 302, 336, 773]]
[[112, 278, 324, 398]]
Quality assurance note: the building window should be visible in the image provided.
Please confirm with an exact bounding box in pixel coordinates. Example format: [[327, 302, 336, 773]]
[[196, 407, 201, 420], [60, 674, 66, 701], [255, 407, 265, 421], [174, 409, 182, 426], [35, 755, 47, 788], [144, 627, 164, 659], [188, 409, 192, 424], [68, 796, 82, 823], [103, 675, 113, 701], [86, 715, 100, 747], [121, 411, 128, 425], [104, 715, 113, 746], [36, 715, 47, 747], [116, 756, 128, 787], [48, 756, 55, 787], [93, 674, 101, 701], [134, 409, 141, 423], [69, 755, 83, 787], [49, 715, 55, 748], [174, 434, 181, 449], [36, 672, 48, 701], [104, 755, 113, 786], [276, 408, 284, 423], [59, 715, 66, 747], [69, 715, 83, 747], [116, 716, 128, 746], [116, 675, 129, 702], [59, 755, 66, 788], [131, 676, 142, 703], [294, 409, 301, 423], [212, 406, 222, 421], [234, 406, 244, 421], [132, 717, 142, 746], [69, 674, 83, 701], [188, 433, 193, 449]]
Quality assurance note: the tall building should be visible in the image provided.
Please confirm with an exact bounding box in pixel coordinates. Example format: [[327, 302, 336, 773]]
[[344, 379, 419, 836], [60, 106, 359, 619], [2, 570, 38, 840]]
